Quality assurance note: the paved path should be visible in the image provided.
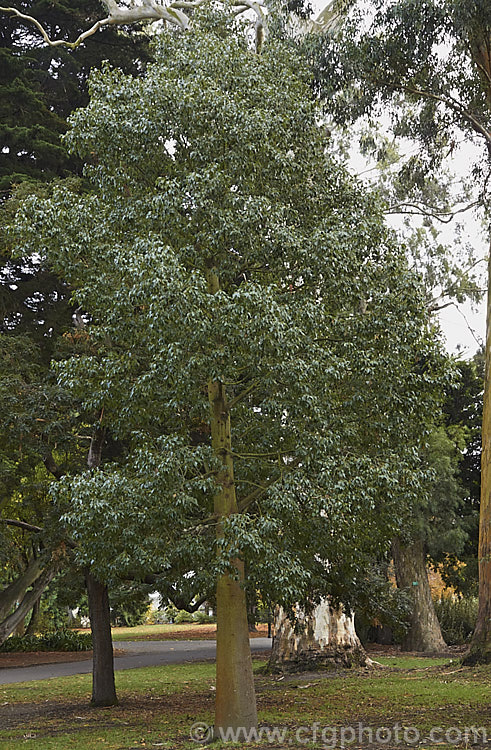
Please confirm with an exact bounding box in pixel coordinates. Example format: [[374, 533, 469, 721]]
[[0, 638, 272, 684]]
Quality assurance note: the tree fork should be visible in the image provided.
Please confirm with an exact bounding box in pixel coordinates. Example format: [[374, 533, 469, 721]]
[[206, 267, 257, 736]]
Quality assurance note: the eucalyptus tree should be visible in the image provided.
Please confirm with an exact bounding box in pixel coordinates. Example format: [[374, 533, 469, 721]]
[[308, 0, 491, 665], [10, 10, 450, 731]]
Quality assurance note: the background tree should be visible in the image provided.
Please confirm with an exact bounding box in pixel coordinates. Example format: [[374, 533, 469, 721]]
[[439, 354, 483, 596], [0, 0, 151, 676], [309, 0, 491, 664]]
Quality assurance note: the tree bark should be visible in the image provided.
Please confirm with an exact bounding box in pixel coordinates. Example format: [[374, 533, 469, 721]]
[[85, 418, 119, 704], [85, 570, 118, 707], [25, 598, 41, 636], [269, 599, 367, 672], [206, 266, 257, 738], [0, 557, 44, 623], [464, 242, 491, 665], [392, 537, 447, 652], [0, 566, 56, 645]]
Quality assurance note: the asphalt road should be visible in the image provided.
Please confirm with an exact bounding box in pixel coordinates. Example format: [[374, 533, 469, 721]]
[[0, 638, 272, 685]]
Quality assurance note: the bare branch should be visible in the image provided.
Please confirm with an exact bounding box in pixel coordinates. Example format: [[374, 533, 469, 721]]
[[387, 199, 481, 224], [2, 0, 267, 50]]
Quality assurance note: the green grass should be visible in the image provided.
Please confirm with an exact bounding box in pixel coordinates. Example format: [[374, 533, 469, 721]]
[[373, 656, 454, 668], [0, 659, 489, 749], [108, 622, 216, 641]]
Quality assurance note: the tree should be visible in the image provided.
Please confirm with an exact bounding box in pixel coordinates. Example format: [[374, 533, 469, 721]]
[[310, 0, 491, 665], [392, 537, 447, 652], [440, 355, 483, 596], [0, 1, 152, 699], [269, 601, 367, 672], [10, 13, 449, 732]]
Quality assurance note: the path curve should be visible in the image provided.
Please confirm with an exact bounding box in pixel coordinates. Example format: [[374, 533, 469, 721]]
[[0, 638, 272, 684]]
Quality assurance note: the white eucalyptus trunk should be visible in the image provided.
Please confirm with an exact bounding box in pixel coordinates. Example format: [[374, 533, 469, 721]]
[[269, 599, 367, 672]]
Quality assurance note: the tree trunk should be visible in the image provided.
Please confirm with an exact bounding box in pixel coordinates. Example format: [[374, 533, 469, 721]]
[[269, 599, 367, 672], [206, 264, 257, 738], [392, 537, 447, 652], [25, 598, 41, 636], [85, 571, 118, 707], [0, 557, 44, 623], [464, 242, 491, 665], [0, 566, 56, 645]]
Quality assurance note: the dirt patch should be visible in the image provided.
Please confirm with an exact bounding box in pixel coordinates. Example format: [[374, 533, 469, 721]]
[[0, 690, 215, 732]]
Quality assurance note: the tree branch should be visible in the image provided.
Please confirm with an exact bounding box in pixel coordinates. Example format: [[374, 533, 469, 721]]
[[387, 199, 480, 224], [44, 451, 65, 480], [2, 0, 267, 51], [399, 85, 491, 147], [1, 519, 43, 534], [237, 457, 301, 513], [226, 380, 259, 411]]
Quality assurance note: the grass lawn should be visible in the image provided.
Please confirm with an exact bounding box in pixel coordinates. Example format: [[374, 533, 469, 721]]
[[93, 622, 267, 641], [109, 622, 219, 642], [0, 657, 489, 749]]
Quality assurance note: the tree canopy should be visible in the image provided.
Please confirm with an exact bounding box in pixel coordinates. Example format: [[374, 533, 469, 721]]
[[10, 10, 449, 613]]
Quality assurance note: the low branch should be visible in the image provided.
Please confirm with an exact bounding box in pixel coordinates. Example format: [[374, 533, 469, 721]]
[[167, 593, 207, 613], [0, 565, 58, 646]]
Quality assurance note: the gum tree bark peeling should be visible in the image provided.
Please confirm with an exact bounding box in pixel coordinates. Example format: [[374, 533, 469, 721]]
[[269, 600, 367, 672]]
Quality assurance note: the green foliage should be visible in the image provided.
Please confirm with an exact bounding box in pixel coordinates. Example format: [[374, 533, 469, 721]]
[[11, 13, 451, 613], [305, 0, 489, 313], [174, 610, 196, 624], [0, 0, 151, 192], [354, 564, 411, 645], [149, 608, 215, 624], [434, 595, 478, 645], [0, 1, 149, 637], [109, 585, 151, 627], [436, 353, 483, 596], [193, 610, 215, 624], [311, 0, 491, 147], [0, 629, 92, 652]]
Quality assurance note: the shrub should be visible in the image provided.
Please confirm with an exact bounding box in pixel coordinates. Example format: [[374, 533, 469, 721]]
[[0, 630, 93, 653], [434, 595, 478, 645], [193, 610, 215, 624], [174, 610, 195, 624]]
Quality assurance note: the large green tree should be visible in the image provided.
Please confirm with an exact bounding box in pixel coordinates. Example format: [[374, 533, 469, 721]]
[[11, 13, 448, 732], [310, 0, 491, 665]]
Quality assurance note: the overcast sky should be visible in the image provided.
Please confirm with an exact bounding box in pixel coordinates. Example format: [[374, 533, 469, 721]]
[[307, 1, 488, 361]]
